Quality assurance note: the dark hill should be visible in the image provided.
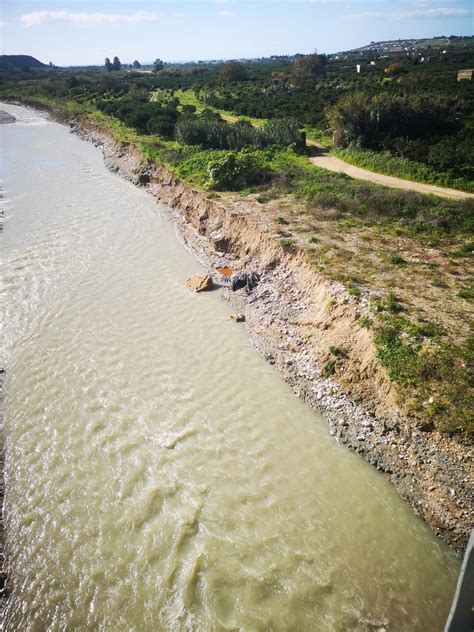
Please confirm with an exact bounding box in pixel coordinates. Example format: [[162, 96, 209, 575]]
[[0, 55, 48, 70]]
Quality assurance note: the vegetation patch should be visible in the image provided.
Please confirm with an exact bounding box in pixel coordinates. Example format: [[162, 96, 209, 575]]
[[279, 238, 296, 248], [329, 346, 348, 358], [323, 360, 336, 377], [373, 309, 471, 434], [358, 316, 373, 329]]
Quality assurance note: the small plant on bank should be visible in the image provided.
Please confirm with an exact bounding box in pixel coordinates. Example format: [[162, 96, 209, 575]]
[[279, 237, 296, 248], [347, 286, 361, 299], [373, 309, 472, 435], [276, 216, 289, 225], [359, 316, 373, 328], [323, 360, 336, 377], [329, 346, 348, 358], [431, 277, 448, 288], [386, 293, 404, 313], [387, 254, 407, 265], [325, 298, 337, 313], [307, 236, 318, 244], [458, 287, 473, 300]]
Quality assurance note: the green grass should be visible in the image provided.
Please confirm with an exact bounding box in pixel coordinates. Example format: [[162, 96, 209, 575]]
[[372, 300, 472, 435]]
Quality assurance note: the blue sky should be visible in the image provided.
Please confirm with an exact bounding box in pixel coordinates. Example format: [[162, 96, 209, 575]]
[[1, 0, 472, 66]]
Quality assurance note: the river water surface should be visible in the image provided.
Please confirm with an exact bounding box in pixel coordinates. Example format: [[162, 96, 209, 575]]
[[1, 104, 460, 631]]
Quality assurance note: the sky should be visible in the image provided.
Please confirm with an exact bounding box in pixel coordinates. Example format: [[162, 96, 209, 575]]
[[1, 0, 472, 66]]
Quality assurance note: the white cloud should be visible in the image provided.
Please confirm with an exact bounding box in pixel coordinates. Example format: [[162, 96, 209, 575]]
[[345, 7, 471, 20], [20, 10, 163, 28], [218, 10, 236, 17], [0, 21, 7, 27]]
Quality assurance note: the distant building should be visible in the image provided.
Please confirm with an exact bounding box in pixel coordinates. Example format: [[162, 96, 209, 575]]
[[356, 63, 377, 73], [457, 69, 473, 81], [420, 56, 435, 64]]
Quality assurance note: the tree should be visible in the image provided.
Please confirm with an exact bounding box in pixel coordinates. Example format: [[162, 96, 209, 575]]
[[105, 57, 112, 72], [290, 54, 327, 86], [326, 91, 461, 150], [99, 74, 116, 91], [182, 104, 197, 115], [219, 62, 247, 83], [67, 76, 80, 88], [112, 56, 121, 71], [153, 58, 164, 72], [132, 60, 141, 69], [385, 62, 403, 76]]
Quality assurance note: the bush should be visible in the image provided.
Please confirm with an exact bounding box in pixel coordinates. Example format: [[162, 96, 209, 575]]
[[207, 152, 270, 190], [323, 360, 336, 377], [175, 116, 304, 152], [97, 97, 179, 138], [327, 91, 463, 150]]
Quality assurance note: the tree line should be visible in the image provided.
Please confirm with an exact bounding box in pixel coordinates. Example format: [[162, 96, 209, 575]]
[[96, 90, 304, 151], [104, 57, 164, 72]]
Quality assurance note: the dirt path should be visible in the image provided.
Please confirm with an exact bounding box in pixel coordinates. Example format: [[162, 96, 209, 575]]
[[230, 115, 473, 199], [308, 146, 474, 200], [166, 90, 472, 200]]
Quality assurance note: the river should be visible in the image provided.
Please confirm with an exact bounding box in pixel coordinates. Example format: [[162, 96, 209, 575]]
[[0, 104, 460, 631]]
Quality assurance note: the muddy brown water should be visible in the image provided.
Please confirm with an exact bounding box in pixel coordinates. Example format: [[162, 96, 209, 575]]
[[0, 104, 460, 631]]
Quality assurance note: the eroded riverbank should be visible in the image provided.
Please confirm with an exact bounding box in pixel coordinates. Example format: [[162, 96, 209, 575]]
[[0, 103, 465, 630], [66, 117, 472, 553]]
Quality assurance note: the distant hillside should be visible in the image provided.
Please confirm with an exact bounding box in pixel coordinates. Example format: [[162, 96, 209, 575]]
[[0, 55, 48, 70], [335, 35, 474, 57]]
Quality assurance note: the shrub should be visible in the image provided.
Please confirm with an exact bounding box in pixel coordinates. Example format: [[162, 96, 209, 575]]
[[279, 238, 296, 247], [327, 91, 462, 150], [330, 346, 348, 358], [323, 360, 336, 377], [388, 254, 407, 265], [347, 286, 361, 298], [175, 116, 304, 152], [386, 293, 404, 314], [207, 152, 270, 191]]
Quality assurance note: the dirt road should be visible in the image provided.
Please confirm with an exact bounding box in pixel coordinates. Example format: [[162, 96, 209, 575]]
[[217, 113, 473, 201], [308, 147, 474, 200]]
